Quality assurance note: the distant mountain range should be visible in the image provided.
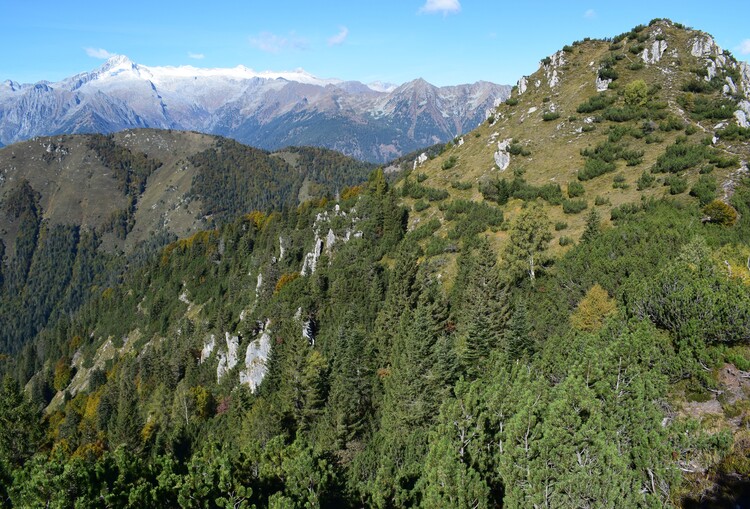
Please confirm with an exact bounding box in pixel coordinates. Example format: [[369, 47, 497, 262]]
[[0, 56, 510, 162]]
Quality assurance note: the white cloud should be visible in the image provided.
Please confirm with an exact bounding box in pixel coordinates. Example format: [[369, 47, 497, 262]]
[[85, 47, 115, 59], [419, 0, 461, 15], [188, 52, 205, 60], [737, 39, 750, 55], [328, 26, 349, 46], [250, 31, 308, 53], [584, 9, 596, 19]]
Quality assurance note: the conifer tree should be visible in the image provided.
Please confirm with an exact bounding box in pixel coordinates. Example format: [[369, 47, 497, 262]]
[[327, 324, 372, 446], [503, 204, 552, 283], [110, 365, 142, 450], [418, 436, 490, 509], [505, 299, 533, 361], [581, 208, 601, 243], [374, 239, 421, 365], [279, 322, 328, 433], [0, 375, 42, 467], [462, 242, 510, 375]]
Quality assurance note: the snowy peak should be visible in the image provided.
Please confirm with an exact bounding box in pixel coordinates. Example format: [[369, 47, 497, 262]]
[[100, 54, 135, 71], [96, 55, 140, 79], [85, 57, 342, 87]]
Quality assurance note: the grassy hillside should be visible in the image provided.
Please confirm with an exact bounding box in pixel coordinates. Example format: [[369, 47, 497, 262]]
[[403, 19, 749, 261]]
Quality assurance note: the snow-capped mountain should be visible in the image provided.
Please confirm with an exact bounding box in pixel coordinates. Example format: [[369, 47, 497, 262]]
[[0, 56, 510, 162]]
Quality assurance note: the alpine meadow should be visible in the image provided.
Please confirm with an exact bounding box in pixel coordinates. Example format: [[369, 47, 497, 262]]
[[2, 16, 750, 509]]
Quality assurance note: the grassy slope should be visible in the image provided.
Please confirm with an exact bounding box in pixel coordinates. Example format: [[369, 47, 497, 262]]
[[402, 20, 748, 268]]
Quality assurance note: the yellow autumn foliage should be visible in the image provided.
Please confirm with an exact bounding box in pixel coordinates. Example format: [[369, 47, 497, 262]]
[[570, 283, 617, 332]]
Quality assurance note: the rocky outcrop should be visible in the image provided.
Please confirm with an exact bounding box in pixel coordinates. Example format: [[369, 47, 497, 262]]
[[595, 77, 612, 92], [413, 152, 428, 170], [494, 139, 512, 171], [642, 39, 668, 64], [543, 51, 565, 89], [301, 204, 360, 275], [239, 322, 271, 393], [216, 332, 240, 382], [735, 100, 750, 128], [278, 236, 286, 261], [724, 77, 738, 96], [517, 76, 528, 95], [690, 35, 717, 58], [200, 335, 216, 364], [301, 238, 324, 275], [739, 62, 750, 97], [302, 319, 315, 346]]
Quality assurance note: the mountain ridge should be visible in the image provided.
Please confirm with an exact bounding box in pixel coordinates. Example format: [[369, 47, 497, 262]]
[[0, 57, 510, 162]]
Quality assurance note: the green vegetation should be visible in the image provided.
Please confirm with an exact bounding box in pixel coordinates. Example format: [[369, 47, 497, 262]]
[[703, 200, 738, 226], [637, 170, 656, 190], [88, 134, 162, 196], [480, 176, 563, 205], [191, 141, 374, 222], [577, 94, 615, 113], [2, 165, 750, 508], [578, 157, 616, 181], [562, 198, 588, 214], [450, 180, 473, 190], [413, 199, 430, 212], [717, 124, 750, 141], [402, 177, 450, 201], [665, 175, 688, 194], [612, 173, 629, 189], [507, 142, 531, 156], [567, 180, 585, 198], [577, 141, 644, 181], [678, 93, 737, 120], [689, 175, 718, 205], [651, 141, 707, 173], [441, 155, 458, 170]]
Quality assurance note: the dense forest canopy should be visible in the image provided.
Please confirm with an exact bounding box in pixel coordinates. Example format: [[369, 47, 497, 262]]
[[1, 170, 749, 507]]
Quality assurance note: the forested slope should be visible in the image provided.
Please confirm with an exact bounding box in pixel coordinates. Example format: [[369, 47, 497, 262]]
[[1, 169, 750, 506], [0, 131, 375, 353]]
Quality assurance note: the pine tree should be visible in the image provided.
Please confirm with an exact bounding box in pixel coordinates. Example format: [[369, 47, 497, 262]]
[[327, 324, 372, 447], [418, 436, 490, 509], [110, 365, 142, 450], [280, 323, 328, 433], [374, 239, 421, 366], [0, 375, 42, 467], [503, 203, 552, 284], [581, 208, 601, 243], [383, 300, 443, 431], [462, 242, 510, 375], [505, 299, 533, 361], [0, 239, 5, 291]]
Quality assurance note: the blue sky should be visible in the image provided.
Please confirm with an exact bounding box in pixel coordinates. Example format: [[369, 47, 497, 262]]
[[1, 0, 749, 86]]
